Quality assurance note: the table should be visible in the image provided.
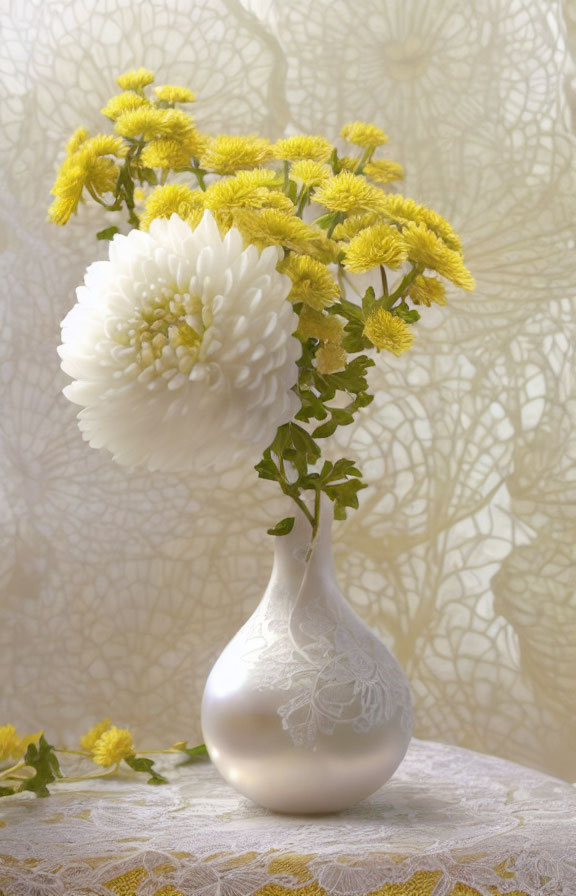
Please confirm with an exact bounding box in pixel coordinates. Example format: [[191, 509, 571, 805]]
[[0, 739, 575, 896]]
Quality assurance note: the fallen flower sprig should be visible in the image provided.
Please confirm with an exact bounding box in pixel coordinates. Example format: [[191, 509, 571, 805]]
[[0, 722, 208, 798]]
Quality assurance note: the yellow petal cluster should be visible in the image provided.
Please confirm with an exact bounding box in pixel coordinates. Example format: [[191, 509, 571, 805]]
[[341, 121, 388, 148], [332, 213, 380, 241], [101, 92, 149, 121], [379, 194, 462, 252], [408, 274, 447, 306], [290, 159, 331, 188], [279, 253, 340, 309], [343, 222, 407, 272], [312, 171, 386, 214], [402, 222, 475, 290], [363, 308, 414, 355], [80, 718, 112, 752], [0, 724, 43, 761], [117, 67, 154, 90], [66, 127, 89, 156], [233, 208, 324, 253], [48, 134, 127, 225], [204, 169, 287, 217], [154, 85, 195, 103], [316, 341, 347, 374], [364, 159, 404, 184], [92, 726, 134, 767], [115, 107, 196, 142], [273, 134, 333, 162], [140, 183, 205, 231], [201, 135, 272, 174], [140, 131, 207, 170]]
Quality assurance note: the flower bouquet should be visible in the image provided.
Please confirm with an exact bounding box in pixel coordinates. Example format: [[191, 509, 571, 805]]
[[51, 67, 474, 812]]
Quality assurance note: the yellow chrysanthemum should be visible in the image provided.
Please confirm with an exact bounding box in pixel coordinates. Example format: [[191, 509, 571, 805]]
[[316, 342, 347, 374], [140, 128, 207, 170], [0, 725, 42, 762], [341, 121, 389, 149], [117, 67, 154, 90], [101, 92, 149, 121], [363, 308, 414, 355], [140, 183, 205, 231], [408, 274, 447, 307], [364, 159, 404, 184], [204, 169, 281, 210], [48, 135, 127, 225], [312, 171, 386, 214], [297, 306, 344, 343], [402, 222, 475, 290], [154, 85, 196, 103], [332, 213, 381, 241], [290, 159, 331, 188], [66, 127, 89, 156], [344, 222, 407, 273], [92, 726, 134, 767], [233, 208, 325, 253], [279, 253, 340, 309], [80, 718, 112, 752], [201, 135, 272, 174], [273, 135, 334, 162], [115, 107, 196, 142], [379, 194, 462, 253]]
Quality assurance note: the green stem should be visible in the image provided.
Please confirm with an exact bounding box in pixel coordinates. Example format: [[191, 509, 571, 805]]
[[378, 266, 421, 309], [326, 211, 344, 239], [58, 765, 119, 784], [0, 760, 25, 780]]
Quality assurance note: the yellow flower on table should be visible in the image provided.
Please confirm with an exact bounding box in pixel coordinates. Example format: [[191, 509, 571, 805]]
[[379, 193, 462, 253], [363, 308, 414, 356], [116, 67, 155, 90], [92, 727, 134, 767], [79, 718, 112, 752], [343, 221, 408, 272], [273, 135, 333, 162], [341, 121, 389, 148], [0, 724, 43, 761]]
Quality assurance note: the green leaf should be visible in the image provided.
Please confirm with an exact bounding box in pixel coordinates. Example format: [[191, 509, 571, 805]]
[[267, 516, 295, 536], [287, 179, 298, 203], [394, 305, 421, 323], [0, 785, 16, 798], [312, 417, 338, 439], [362, 286, 376, 316], [124, 754, 168, 785], [314, 212, 337, 230], [179, 743, 210, 764], [290, 423, 321, 462], [96, 226, 119, 241], [255, 453, 280, 481], [17, 735, 62, 798]]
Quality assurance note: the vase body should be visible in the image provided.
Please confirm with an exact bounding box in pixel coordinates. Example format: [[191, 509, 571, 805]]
[[201, 499, 413, 813]]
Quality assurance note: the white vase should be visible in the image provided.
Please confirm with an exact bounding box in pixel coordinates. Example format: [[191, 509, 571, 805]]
[[201, 497, 413, 813]]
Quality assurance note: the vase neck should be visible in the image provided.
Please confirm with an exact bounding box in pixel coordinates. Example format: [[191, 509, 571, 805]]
[[268, 495, 335, 597]]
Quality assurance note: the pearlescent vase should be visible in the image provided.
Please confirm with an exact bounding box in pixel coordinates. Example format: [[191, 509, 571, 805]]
[[201, 499, 413, 813]]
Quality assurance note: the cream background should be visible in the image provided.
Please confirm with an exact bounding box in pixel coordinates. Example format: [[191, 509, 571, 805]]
[[1, 0, 575, 781]]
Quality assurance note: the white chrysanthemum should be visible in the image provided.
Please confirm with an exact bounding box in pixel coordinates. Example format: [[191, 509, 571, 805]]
[[58, 212, 301, 472]]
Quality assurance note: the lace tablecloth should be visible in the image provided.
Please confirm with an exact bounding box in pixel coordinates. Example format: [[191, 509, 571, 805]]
[[0, 739, 575, 896]]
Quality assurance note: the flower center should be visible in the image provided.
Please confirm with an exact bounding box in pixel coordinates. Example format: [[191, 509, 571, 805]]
[[115, 283, 205, 378]]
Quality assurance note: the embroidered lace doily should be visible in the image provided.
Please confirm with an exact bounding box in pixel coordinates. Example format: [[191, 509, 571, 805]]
[[0, 739, 575, 896]]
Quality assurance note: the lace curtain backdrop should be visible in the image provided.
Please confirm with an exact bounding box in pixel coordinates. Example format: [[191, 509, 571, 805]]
[[1, 0, 575, 785]]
